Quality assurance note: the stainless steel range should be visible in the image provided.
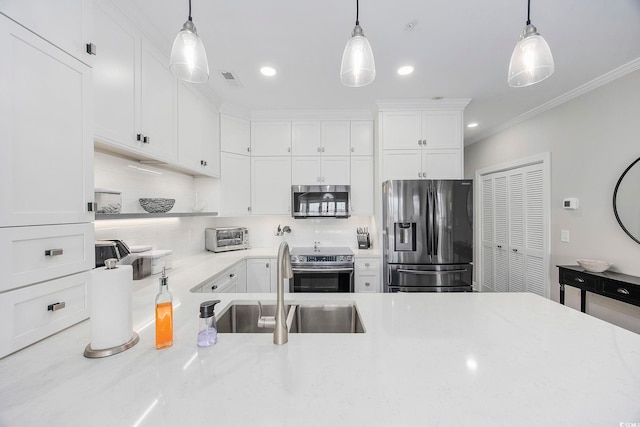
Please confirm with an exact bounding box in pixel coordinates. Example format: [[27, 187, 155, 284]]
[[290, 246, 354, 292]]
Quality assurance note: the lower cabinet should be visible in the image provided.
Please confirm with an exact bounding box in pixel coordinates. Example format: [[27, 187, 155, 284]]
[[355, 257, 380, 292], [0, 271, 90, 358], [246, 258, 277, 293], [199, 263, 245, 293]]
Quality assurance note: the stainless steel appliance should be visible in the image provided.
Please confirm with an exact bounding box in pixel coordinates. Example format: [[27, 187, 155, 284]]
[[291, 185, 350, 218], [95, 239, 131, 267], [290, 246, 354, 292], [383, 180, 473, 292], [205, 227, 250, 252]]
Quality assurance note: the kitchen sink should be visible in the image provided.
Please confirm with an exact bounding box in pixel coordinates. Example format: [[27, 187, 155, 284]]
[[216, 302, 365, 334]]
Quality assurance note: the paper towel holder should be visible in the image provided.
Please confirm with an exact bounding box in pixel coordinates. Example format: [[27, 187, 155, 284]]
[[84, 259, 140, 358]]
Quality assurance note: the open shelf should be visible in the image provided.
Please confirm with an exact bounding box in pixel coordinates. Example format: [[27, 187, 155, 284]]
[[95, 212, 218, 220]]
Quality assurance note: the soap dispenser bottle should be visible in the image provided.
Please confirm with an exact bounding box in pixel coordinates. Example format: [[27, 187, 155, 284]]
[[155, 268, 173, 349], [197, 300, 220, 347]]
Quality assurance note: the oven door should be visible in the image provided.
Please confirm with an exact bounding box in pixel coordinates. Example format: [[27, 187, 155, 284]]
[[291, 267, 354, 292]]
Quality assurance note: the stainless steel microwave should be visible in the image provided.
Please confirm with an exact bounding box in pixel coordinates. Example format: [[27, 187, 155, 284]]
[[291, 185, 351, 218], [205, 227, 249, 252]]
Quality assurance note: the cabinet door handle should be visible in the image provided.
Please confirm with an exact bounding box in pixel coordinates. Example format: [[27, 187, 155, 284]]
[[287, 147, 290, 153], [247, 147, 251, 152], [45, 248, 64, 257], [211, 285, 218, 290], [266, 263, 270, 268], [365, 282, 370, 287], [86, 43, 96, 55], [317, 147, 321, 152], [48, 302, 66, 312], [229, 273, 235, 278], [496, 245, 502, 249], [617, 288, 630, 295], [137, 133, 143, 141], [418, 140, 422, 146], [87, 202, 97, 212], [351, 147, 355, 152], [418, 172, 422, 178], [575, 277, 585, 283], [512, 248, 518, 252], [143, 136, 150, 144]]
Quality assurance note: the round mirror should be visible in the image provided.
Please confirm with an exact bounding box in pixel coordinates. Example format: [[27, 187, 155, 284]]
[[613, 157, 640, 244]]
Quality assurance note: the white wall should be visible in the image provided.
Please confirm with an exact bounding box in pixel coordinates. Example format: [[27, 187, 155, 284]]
[[465, 69, 640, 333]]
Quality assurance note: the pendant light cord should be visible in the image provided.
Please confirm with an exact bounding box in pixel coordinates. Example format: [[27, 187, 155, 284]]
[[355, 0, 360, 25], [188, 0, 193, 22], [526, 0, 531, 25]]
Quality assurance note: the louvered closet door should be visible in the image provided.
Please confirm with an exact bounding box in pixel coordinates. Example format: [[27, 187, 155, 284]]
[[524, 166, 545, 296], [508, 171, 526, 292], [493, 174, 509, 292], [481, 176, 495, 291]]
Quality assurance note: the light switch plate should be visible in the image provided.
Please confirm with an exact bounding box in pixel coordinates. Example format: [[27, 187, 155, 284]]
[[561, 229, 570, 243]]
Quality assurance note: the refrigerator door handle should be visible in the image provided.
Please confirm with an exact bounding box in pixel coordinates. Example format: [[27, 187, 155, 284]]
[[427, 187, 434, 256], [397, 269, 468, 275], [433, 189, 439, 256]]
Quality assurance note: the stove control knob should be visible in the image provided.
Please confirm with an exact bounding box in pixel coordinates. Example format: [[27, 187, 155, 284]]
[[346, 256, 352, 262], [291, 256, 298, 263], [299, 256, 305, 263]]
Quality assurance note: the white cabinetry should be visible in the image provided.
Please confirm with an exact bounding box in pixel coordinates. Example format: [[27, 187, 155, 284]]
[[198, 263, 245, 293], [178, 83, 220, 177], [350, 121, 374, 155], [350, 157, 374, 215], [251, 121, 291, 156], [93, 1, 177, 162], [292, 121, 351, 156], [246, 258, 278, 293], [380, 102, 468, 181], [355, 258, 380, 292], [291, 156, 350, 185], [0, 0, 94, 64], [220, 114, 251, 216], [251, 157, 291, 215], [221, 114, 251, 155], [0, 15, 93, 358]]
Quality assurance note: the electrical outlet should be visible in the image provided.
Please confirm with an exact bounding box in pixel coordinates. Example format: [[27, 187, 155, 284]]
[[561, 230, 570, 243]]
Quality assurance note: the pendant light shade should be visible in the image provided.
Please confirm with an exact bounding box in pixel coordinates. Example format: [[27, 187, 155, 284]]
[[169, 0, 209, 83], [507, 0, 554, 87], [340, 0, 376, 87]]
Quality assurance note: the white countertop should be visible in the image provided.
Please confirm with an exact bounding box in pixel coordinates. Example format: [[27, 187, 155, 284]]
[[1, 250, 639, 426]]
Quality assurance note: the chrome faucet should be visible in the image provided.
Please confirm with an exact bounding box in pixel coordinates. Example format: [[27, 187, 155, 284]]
[[257, 241, 293, 345]]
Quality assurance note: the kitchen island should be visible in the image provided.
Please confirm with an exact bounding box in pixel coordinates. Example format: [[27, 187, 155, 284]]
[[1, 252, 639, 426]]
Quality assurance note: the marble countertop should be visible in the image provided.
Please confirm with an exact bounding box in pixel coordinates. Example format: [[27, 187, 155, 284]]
[[1, 250, 639, 426]]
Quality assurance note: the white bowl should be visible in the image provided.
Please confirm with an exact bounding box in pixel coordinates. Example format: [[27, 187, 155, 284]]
[[576, 259, 612, 273]]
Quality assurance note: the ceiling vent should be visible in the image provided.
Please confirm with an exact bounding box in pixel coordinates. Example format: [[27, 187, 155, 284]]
[[217, 70, 243, 87]]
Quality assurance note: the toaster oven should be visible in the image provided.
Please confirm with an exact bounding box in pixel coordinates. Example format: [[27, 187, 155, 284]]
[[205, 227, 249, 252]]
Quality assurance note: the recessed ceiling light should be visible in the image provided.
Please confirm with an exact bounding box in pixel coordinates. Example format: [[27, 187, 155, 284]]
[[467, 122, 479, 128], [260, 66, 276, 77], [397, 66, 414, 76]]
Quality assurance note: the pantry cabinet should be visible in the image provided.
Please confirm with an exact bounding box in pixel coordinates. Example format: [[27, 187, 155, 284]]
[[0, 13, 93, 358], [178, 83, 220, 177], [93, 0, 177, 163]]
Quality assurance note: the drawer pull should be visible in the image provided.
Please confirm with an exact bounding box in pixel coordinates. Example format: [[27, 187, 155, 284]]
[[229, 273, 235, 278], [364, 263, 370, 267], [48, 302, 66, 312], [365, 282, 370, 286], [45, 248, 64, 257], [617, 288, 630, 295], [575, 277, 585, 283], [211, 285, 218, 290]]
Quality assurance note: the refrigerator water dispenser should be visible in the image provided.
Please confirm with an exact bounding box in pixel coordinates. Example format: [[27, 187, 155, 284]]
[[394, 223, 416, 251]]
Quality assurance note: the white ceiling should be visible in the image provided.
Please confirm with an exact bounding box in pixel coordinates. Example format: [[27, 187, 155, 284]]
[[122, 0, 640, 144]]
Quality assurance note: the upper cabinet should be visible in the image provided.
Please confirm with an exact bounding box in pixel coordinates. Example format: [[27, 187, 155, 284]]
[[292, 121, 351, 156], [251, 121, 291, 156], [0, 0, 94, 65], [379, 100, 470, 181], [381, 110, 462, 150], [0, 14, 94, 226], [178, 83, 220, 177], [220, 114, 251, 155], [93, 1, 177, 163], [350, 121, 374, 156]]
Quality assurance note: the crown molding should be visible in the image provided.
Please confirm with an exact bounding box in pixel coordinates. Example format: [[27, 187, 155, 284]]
[[376, 99, 471, 111]]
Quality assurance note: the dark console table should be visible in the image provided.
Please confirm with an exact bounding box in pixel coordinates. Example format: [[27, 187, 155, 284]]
[[558, 265, 640, 312]]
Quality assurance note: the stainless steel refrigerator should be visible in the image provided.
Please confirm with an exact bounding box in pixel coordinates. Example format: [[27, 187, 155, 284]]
[[383, 180, 473, 292]]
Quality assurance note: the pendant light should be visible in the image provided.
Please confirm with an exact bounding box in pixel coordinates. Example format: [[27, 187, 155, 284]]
[[340, 0, 376, 87], [507, 0, 554, 87], [169, 0, 209, 83]]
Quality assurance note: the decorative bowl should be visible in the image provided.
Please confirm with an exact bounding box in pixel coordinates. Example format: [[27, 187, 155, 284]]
[[576, 259, 612, 273], [139, 198, 175, 213]]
